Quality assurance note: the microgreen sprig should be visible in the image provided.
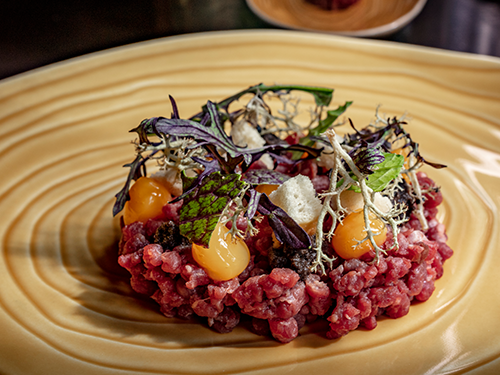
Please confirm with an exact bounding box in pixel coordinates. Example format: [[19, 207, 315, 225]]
[[114, 83, 446, 276]]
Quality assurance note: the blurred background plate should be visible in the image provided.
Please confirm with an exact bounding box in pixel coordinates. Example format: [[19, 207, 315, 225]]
[[0, 30, 499, 375], [246, 0, 428, 36]]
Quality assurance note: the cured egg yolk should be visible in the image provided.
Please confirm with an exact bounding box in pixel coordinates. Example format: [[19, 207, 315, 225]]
[[191, 221, 250, 281], [331, 210, 387, 259], [123, 177, 171, 225], [255, 184, 279, 196]]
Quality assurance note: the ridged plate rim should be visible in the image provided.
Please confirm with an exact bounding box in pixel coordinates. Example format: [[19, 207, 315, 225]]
[[0, 30, 499, 375]]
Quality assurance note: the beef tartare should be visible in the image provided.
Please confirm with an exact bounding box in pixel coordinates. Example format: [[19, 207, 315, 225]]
[[113, 84, 453, 343]]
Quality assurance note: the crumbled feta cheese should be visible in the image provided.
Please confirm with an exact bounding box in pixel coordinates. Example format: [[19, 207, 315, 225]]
[[316, 134, 344, 169], [231, 119, 273, 169], [151, 167, 182, 197], [373, 193, 392, 214], [339, 190, 393, 214], [268, 175, 323, 234]]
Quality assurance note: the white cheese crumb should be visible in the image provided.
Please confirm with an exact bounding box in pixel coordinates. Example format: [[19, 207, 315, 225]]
[[231, 119, 273, 169], [151, 167, 183, 197], [268, 174, 323, 234], [339, 190, 393, 214], [373, 193, 393, 214], [317, 135, 344, 170]]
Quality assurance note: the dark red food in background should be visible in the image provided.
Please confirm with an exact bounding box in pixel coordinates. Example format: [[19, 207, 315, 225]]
[[117, 172, 452, 343], [305, 0, 360, 10]]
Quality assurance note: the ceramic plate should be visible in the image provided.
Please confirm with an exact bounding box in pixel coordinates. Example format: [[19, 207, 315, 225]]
[[0, 30, 499, 375], [246, 0, 428, 37]]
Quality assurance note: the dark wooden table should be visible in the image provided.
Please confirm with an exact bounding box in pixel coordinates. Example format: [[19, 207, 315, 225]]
[[1, 0, 499, 81]]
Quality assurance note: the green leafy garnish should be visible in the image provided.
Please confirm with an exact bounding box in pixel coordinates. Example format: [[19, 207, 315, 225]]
[[351, 153, 405, 192], [178, 171, 248, 246], [192, 83, 334, 121], [295, 101, 352, 157], [113, 83, 447, 276], [310, 101, 353, 138]]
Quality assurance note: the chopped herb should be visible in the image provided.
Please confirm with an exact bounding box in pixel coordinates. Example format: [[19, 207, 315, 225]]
[[350, 152, 405, 192]]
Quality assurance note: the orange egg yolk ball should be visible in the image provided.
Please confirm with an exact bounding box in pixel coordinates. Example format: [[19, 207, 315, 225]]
[[123, 177, 171, 225], [192, 221, 250, 281], [331, 210, 387, 259]]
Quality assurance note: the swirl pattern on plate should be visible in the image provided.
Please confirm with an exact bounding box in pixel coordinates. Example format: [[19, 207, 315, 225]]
[[0, 31, 499, 375]]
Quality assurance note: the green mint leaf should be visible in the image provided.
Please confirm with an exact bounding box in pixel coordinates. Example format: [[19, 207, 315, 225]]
[[179, 171, 248, 246], [351, 153, 405, 193]]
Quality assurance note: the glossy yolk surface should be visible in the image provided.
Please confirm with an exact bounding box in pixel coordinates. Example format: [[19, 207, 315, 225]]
[[255, 184, 279, 196], [192, 221, 250, 281], [331, 210, 387, 259], [123, 177, 171, 225]]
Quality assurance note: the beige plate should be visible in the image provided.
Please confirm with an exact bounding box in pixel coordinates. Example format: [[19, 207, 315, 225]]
[[246, 0, 428, 37], [1, 30, 500, 375]]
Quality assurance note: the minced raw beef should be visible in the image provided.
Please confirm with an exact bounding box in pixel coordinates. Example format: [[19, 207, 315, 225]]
[[114, 84, 454, 343], [118, 172, 453, 343]]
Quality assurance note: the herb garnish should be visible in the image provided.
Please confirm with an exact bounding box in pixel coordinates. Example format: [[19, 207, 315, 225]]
[[179, 171, 248, 246], [114, 84, 446, 274]]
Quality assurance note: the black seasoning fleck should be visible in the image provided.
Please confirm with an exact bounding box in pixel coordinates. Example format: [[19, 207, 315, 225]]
[[268, 241, 318, 280], [154, 221, 189, 250], [394, 179, 416, 220]]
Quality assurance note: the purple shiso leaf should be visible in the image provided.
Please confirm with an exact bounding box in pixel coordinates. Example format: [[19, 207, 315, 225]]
[[191, 155, 221, 172], [265, 143, 324, 159], [204, 101, 254, 166], [257, 194, 311, 250], [131, 118, 157, 145], [410, 141, 447, 169], [140, 102, 323, 173], [345, 117, 446, 169], [262, 133, 288, 146], [171, 156, 221, 203], [190, 83, 334, 121], [112, 152, 156, 216], [169, 95, 180, 119], [352, 147, 386, 175], [245, 189, 261, 221], [240, 143, 323, 173], [268, 153, 298, 166], [203, 143, 245, 175], [145, 101, 255, 166], [243, 169, 291, 185]]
